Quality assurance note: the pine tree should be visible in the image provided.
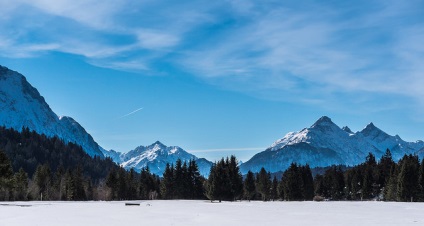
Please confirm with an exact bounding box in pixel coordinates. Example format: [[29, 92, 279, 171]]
[[282, 163, 302, 201], [106, 168, 118, 200], [13, 168, 28, 200], [300, 165, 314, 200], [256, 167, 271, 201], [33, 164, 52, 200], [378, 149, 395, 188], [270, 176, 278, 201], [161, 163, 174, 199], [419, 158, 424, 201], [228, 156, 243, 200], [188, 160, 204, 199], [64, 169, 75, 201], [384, 165, 398, 201], [397, 155, 420, 202], [323, 166, 344, 200], [205, 162, 217, 202], [174, 159, 184, 199], [0, 149, 14, 200], [73, 166, 86, 200], [243, 171, 256, 201]]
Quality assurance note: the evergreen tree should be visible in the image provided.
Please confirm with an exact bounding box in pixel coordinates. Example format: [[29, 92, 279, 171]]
[[313, 174, 325, 198], [300, 165, 314, 200], [419, 158, 424, 201], [282, 163, 302, 201], [384, 165, 398, 201], [188, 160, 204, 199], [73, 166, 86, 200], [106, 168, 118, 200], [174, 159, 184, 199], [0, 149, 14, 200], [64, 169, 75, 201], [243, 171, 256, 201], [270, 176, 278, 201], [228, 156, 243, 200], [205, 162, 218, 202], [13, 168, 28, 200], [256, 167, 271, 201], [323, 166, 344, 200], [161, 163, 174, 199], [397, 155, 420, 202], [33, 164, 52, 200], [127, 168, 138, 200], [378, 149, 395, 188]]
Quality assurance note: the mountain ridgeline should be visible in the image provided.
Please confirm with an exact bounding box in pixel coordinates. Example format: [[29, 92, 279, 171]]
[[240, 116, 424, 174], [102, 141, 212, 176], [0, 66, 104, 157], [1, 65, 424, 179]]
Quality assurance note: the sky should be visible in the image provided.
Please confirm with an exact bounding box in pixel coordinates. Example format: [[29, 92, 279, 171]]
[[0, 0, 423, 161]]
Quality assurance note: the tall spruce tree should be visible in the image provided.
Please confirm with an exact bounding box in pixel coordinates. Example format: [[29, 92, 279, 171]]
[[419, 158, 424, 201], [0, 149, 14, 200], [300, 165, 314, 200], [270, 176, 278, 201], [256, 167, 271, 201], [228, 156, 243, 200], [188, 159, 204, 199], [243, 171, 256, 201], [13, 168, 28, 200], [161, 163, 174, 199], [397, 155, 420, 202], [282, 163, 302, 201]]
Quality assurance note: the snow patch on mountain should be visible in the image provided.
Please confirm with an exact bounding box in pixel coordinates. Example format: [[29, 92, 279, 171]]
[[240, 116, 424, 174], [102, 141, 212, 176]]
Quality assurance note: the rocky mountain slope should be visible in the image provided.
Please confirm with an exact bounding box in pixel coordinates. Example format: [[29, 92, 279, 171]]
[[0, 65, 104, 157], [240, 116, 424, 174], [102, 141, 212, 176]]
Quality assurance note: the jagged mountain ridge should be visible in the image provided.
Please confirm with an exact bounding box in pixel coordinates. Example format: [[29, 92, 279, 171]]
[[0, 65, 104, 157], [240, 116, 424, 174], [102, 141, 213, 176]]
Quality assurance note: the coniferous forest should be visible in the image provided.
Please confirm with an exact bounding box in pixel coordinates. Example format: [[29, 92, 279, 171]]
[[1, 126, 424, 202]]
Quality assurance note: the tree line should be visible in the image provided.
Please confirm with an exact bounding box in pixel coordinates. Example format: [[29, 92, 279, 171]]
[[2, 126, 424, 202]]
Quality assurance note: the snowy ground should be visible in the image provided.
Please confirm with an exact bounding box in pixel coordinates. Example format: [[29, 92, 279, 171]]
[[1, 200, 424, 226]]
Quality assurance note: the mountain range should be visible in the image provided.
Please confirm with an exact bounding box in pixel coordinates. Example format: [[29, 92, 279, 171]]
[[0, 65, 211, 175], [102, 141, 212, 176], [2, 65, 423, 177], [239, 116, 424, 174]]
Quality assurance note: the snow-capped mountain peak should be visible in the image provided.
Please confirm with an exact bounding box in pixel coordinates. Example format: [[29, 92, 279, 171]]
[[102, 141, 212, 176], [240, 116, 424, 174]]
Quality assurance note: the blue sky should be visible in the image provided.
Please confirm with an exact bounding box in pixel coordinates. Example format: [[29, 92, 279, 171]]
[[1, 0, 423, 161]]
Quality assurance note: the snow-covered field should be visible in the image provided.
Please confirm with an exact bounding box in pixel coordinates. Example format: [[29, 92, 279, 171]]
[[1, 200, 424, 226]]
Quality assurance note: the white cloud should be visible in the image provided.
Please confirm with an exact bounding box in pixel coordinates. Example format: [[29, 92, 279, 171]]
[[136, 29, 180, 49], [1, 0, 423, 111]]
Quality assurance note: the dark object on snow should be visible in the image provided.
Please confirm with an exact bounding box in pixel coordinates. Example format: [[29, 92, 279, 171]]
[[125, 203, 140, 206]]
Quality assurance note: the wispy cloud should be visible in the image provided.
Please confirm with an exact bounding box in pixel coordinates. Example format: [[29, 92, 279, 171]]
[[119, 107, 143, 119], [1, 0, 423, 113]]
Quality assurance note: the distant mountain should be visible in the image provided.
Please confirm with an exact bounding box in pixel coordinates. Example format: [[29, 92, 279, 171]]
[[240, 116, 424, 174], [102, 141, 213, 176], [0, 65, 104, 157]]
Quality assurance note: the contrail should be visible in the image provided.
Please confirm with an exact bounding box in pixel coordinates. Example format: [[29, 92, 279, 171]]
[[119, 107, 143, 118]]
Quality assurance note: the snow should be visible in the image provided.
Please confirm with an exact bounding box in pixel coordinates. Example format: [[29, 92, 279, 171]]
[[0, 66, 104, 157], [241, 116, 424, 174], [1, 200, 424, 226], [107, 142, 212, 176]]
